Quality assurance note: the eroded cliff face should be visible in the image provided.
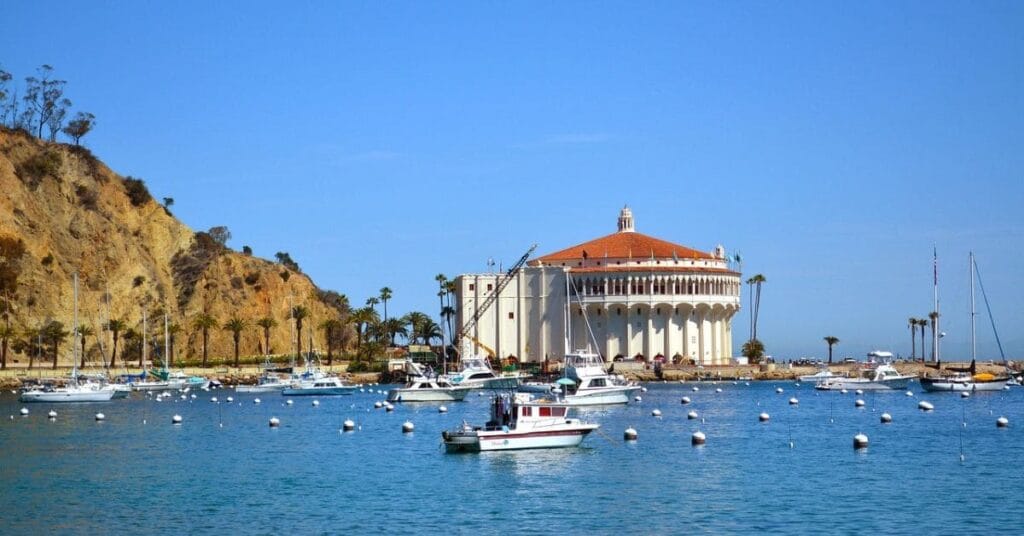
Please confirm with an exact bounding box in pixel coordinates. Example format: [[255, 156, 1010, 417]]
[[0, 128, 345, 365]]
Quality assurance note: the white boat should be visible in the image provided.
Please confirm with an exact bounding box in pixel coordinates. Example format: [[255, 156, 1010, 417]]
[[236, 373, 290, 393], [518, 381, 559, 394], [798, 367, 842, 383], [815, 360, 915, 391], [282, 375, 356, 396], [920, 253, 1009, 393], [442, 392, 599, 452], [19, 274, 115, 403], [387, 360, 472, 402], [444, 354, 524, 390], [553, 350, 641, 406]]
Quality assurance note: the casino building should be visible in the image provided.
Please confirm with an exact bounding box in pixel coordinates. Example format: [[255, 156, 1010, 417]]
[[455, 207, 742, 364]]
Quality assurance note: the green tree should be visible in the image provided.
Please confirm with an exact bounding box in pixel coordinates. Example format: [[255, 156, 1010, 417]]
[[291, 306, 309, 358], [404, 311, 430, 343], [256, 316, 277, 356], [365, 297, 379, 312], [917, 318, 928, 361], [741, 338, 765, 364], [824, 336, 840, 364], [418, 318, 443, 347], [78, 324, 94, 368], [379, 287, 392, 324], [105, 318, 126, 368], [0, 324, 14, 370], [382, 317, 408, 347], [350, 307, 378, 358], [928, 311, 939, 362], [319, 318, 341, 366], [192, 313, 218, 367], [223, 316, 246, 367], [908, 317, 917, 359], [166, 321, 181, 367]]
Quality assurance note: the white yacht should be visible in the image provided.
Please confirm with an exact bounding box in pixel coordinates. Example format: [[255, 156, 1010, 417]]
[[387, 360, 472, 402], [236, 373, 290, 393], [815, 360, 916, 391], [442, 393, 599, 452], [282, 357, 356, 396], [548, 350, 640, 406], [798, 366, 842, 383], [444, 355, 524, 390]]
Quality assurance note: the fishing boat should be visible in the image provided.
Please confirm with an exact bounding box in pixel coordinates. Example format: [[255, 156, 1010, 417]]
[[553, 349, 641, 405], [443, 350, 525, 390], [387, 361, 471, 402], [19, 274, 116, 403], [798, 365, 841, 383], [921, 252, 1009, 392], [814, 358, 915, 391], [441, 392, 599, 452], [236, 373, 290, 393]]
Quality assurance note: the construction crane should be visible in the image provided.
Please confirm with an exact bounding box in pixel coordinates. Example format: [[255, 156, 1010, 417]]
[[455, 243, 537, 356]]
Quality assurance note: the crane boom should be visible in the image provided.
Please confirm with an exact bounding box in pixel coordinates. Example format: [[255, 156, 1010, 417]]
[[456, 244, 537, 351]]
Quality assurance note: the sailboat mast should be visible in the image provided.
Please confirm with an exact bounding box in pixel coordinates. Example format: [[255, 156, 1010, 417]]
[[72, 272, 79, 379], [563, 270, 571, 356], [142, 307, 147, 369], [970, 252, 976, 362], [164, 314, 170, 369], [933, 246, 940, 362]]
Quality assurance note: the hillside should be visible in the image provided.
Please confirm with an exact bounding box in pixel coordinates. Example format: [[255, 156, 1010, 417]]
[[0, 127, 348, 367]]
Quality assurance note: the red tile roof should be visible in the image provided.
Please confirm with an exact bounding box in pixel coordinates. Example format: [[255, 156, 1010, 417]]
[[532, 231, 715, 264], [567, 266, 738, 275]]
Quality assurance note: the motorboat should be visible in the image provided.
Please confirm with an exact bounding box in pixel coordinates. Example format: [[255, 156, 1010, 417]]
[[551, 350, 641, 406], [799, 366, 842, 383], [814, 360, 916, 391], [282, 375, 357, 396], [386, 360, 471, 402], [132, 370, 209, 391], [235, 373, 290, 393], [518, 381, 559, 394], [444, 354, 524, 390], [920, 371, 1008, 392], [441, 392, 599, 452]]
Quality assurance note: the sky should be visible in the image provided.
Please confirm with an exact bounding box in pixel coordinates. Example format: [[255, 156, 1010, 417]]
[[3, 2, 1022, 360]]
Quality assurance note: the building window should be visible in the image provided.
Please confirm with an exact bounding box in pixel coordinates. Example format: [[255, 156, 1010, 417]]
[[508, 312, 514, 320], [469, 284, 475, 291], [617, 308, 621, 316], [486, 283, 493, 291], [596, 261, 601, 265]]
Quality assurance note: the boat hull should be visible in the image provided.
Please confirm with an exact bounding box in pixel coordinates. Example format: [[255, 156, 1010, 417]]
[[282, 386, 357, 396], [557, 386, 641, 406], [19, 389, 115, 402], [443, 425, 598, 452], [386, 387, 471, 402], [920, 377, 1008, 392], [815, 378, 913, 391], [235, 383, 287, 393]]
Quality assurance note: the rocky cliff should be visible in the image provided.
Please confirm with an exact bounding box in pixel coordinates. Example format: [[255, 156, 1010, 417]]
[[0, 127, 347, 367]]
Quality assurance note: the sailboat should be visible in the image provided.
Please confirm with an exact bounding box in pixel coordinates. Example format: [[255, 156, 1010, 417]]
[[20, 274, 116, 403], [921, 252, 1009, 392]]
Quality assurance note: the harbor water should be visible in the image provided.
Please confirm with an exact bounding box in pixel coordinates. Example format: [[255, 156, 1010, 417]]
[[2, 381, 1024, 534]]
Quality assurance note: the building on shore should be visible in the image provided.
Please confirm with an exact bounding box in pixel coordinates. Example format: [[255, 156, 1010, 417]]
[[455, 207, 742, 364]]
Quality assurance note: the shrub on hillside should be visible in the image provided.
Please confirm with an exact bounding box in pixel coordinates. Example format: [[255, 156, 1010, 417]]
[[15, 150, 62, 188], [122, 176, 152, 207], [75, 183, 98, 210]]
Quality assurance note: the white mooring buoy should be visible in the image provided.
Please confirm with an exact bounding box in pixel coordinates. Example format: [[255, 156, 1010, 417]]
[[343, 419, 355, 431], [269, 417, 280, 427], [855, 399, 866, 408], [759, 412, 770, 422], [48, 410, 57, 419], [840, 389, 848, 394], [691, 430, 706, 446], [211, 397, 218, 403], [855, 389, 864, 395], [312, 400, 320, 407], [254, 398, 261, 404], [172, 414, 183, 425], [960, 391, 970, 399], [226, 396, 234, 403], [905, 391, 914, 397], [692, 386, 700, 392], [438, 406, 448, 413], [651, 409, 662, 417], [997, 416, 1009, 428], [789, 397, 799, 405], [634, 395, 642, 402], [386, 404, 395, 412], [880, 413, 892, 423], [853, 433, 869, 449], [715, 388, 723, 393], [286, 400, 294, 406], [681, 396, 691, 405], [687, 410, 698, 420], [402, 421, 415, 433], [624, 427, 638, 440], [374, 401, 383, 409], [776, 387, 784, 394], [95, 413, 106, 421], [19, 407, 29, 416], [641, 387, 648, 393], [918, 401, 934, 411]]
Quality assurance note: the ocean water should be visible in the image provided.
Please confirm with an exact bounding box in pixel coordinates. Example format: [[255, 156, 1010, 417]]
[[2, 381, 1024, 535]]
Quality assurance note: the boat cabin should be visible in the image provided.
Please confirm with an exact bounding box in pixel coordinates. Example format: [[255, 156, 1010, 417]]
[[486, 393, 569, 430]]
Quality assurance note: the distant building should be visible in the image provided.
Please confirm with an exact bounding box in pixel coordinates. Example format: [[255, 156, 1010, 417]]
[[455, 207, 742, 364]]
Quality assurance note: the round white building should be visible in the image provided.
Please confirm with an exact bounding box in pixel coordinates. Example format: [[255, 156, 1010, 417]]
[[456, 207, 741, 365]]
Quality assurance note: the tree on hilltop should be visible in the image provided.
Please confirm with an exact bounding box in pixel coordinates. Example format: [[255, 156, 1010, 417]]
[[62, 111, 95, 145]]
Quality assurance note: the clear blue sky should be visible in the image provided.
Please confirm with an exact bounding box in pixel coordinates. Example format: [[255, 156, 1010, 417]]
[[4, 2, 1022, 360]]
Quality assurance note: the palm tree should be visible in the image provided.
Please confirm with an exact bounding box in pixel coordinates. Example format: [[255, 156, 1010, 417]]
[[917, 318, 928, 361], [419, 319, 443, 347], [256, 316, 277, 356], [405, 311, 430, 343], [319, 318, 341, 366], [441, 305, 456, 345], [291, 305, 309, 358], [105, 318, 126, 368], [350, 307, 378, 357], [382, 317, 408, 347], [79, 325, 94, 368], [749, 274, 767, 341], [379, 287, 392, 324], [192, 313, 218, 367], [908, 317, 917, 359], [222, 317, 247, 367], [741, 339, 765, 364], [928, 311, 939, 362], [166, 321, 181, 367], [824, 336, 840, 364], [435, 273, 448, 324], [365, 297, 379, 312], [44, 320, 69, 369], [0, 323, 15, 370]]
